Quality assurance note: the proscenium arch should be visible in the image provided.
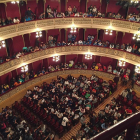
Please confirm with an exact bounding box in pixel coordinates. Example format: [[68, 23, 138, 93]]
[[0, 18, 140, 40], [0, 45, 140, 76]]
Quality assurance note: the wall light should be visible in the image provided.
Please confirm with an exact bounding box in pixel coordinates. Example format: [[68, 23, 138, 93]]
[[85, 54, 92, 60], [0, 40, 6, 49], [70, 27, 77, 33], [118, 60, 126, 67], [21, 65, 28, 72], [131, 0, 139, 3], [135, 65, 140, 73], [11, 1, 19, 4], [105, 29, 113, 35], [53, 56, 60, 62], [36, 31, 42, 38], [132, 34, 140, 41]]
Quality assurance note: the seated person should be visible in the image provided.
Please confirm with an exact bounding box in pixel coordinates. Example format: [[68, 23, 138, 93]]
[[13, 17, 20, 24], [39, 12, 45, 19], [126, 45, 132, 52], [0, 57, 4, 63], [109, 43, 114, 49], [6, 56, 11, 62], [115, 44, 120, 49], [78, 40, 83, 45], [62, 41, 66, 46], [115, 13, 121, 19], [120, 44, 125, 50], [57, 41, 61, 46], [107, 65, 112, 73], [48, 12, 54, 18], [87, 12, 93, 17]]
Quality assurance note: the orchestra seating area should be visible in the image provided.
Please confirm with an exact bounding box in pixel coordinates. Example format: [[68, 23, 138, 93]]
[[1, 0, 140, 139]]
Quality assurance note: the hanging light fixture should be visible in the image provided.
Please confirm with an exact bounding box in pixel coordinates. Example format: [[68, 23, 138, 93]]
[[131, 0, 139, 3], [21, 65, 28, 72], [0, 40, 6, 49], [53, 56, 60, 62], [11, 1, 19, 4], [70, 27, 77, 33], [118, 60, 126, 67], [36, 31, 42, 38], [85, 54, 92, 60], [105, 29, 113, 35], [132, 34, 140, 41], [135, 65, 140, 73]]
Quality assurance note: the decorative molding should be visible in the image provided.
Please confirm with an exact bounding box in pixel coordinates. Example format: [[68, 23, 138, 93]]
[[0, 46, 140, 77], [0, 69, 116, 104], [0, 18, 139, 41], [134, 84, 140, 94]]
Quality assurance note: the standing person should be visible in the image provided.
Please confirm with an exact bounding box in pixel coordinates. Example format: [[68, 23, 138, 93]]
[[25, 7, 35, 20], [46, 5, 52, 18]]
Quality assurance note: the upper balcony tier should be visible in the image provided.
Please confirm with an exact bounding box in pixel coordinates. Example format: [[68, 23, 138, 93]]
[[0, 17, 140, 40], [0, 45, 140, 77]]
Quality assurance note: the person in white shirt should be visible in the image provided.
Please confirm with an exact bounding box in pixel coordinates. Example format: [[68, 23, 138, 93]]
[[13, 17, 20, 24], [109, 43, 114, 49], [126, 46, 132, 52], [78, 40, 83, 45], [61, 116, 69, 127], [93, 6, 97, 13]]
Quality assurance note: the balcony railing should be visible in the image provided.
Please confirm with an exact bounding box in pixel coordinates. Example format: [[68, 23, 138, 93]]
[[0, 69, 116, 105], [0, 45, 140, 77], [0, 17, 140, 40]]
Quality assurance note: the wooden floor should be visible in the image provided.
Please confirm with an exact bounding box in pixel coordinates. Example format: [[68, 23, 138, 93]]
[[59, 83, 130, 140]]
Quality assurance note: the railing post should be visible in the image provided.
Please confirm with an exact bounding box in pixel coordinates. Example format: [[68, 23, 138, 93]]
[[125, 123, 136, 140]]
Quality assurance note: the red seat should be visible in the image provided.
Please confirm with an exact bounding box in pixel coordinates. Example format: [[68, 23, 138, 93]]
[[127, 100, 132, 107], [49, 118, 56, 126], [54, 121, 60, 131], [42, 112, 47, 120], [46, 115, 51, 123], [32, 104, 37, 111]]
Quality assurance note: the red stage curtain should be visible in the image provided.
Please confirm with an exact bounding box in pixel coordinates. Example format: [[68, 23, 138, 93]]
[[77, 54, 83, 63], [61, 29, 65, 42], [101, 0, 107, 15], [0, 72, 11, 85], [122, 33, 133, 44], [116, 32, 123, 45], [47, 29, 60, 42], [79, 28, 84, 40], [99, 29, 104, 41], [61, 0, 65, 12], [66, 55, 77, 63], [19, 1, 27, 19], [87, 0, 101, 11], [128, 7, 139, 15], [43, 58, 48, 68], [107, 1, 127, 17], [85, 28, 97, 43], [0, 3, 6, 19], [45, 0, 60, 12], [6, 2, 20, 19], [61, 55, 65, 64], [103, 31, 116, 43], [80, 0, 86, 13], [24, 34, 30, 47], [38, 0, 44, 16], [0, 45, 7, 58], [12, 35, 24, 54], [67, 0, 80, 12], [6, 38, 14, 57], [100, 56, 113, 66], [33, 60, 43, 73], [95, 56, 100, 63], [30, 32, 36, 47]]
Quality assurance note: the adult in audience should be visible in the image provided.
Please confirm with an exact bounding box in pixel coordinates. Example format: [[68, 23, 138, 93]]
[[25, 7, 35, 20], [73, 6, 77, 14], [13, 17, 20, 24], [39, 13, 45, 19]]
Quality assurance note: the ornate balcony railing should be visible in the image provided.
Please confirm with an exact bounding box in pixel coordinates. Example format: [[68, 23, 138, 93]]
[[0, 45, 140, 76], [0, 17, 140, 40], [0, 69, 116, 108]]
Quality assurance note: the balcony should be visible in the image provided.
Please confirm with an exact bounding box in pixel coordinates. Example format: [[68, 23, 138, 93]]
[[0, 17, 140, 40]]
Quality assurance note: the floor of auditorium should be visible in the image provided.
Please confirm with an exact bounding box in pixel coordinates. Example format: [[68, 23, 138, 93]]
[[55, 82, 131, 140]]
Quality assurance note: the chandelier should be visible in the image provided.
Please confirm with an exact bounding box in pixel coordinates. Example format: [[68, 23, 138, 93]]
[[11, 1, 19, 4], [131, 0, 139, 3], [21, 65, 28, 72], [132, 34, 140, 41], [85, 54, 92, 60], [118, 60, 126, 67], [0, 40, 6, 49], [53, 56, 60, 62], [105, 29, 113, 35], [70, 27, 77, 33], [135, 66, 140, 73], [36, 31, 42, 38]]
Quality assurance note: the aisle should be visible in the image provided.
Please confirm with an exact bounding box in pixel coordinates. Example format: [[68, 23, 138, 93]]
[[60, 83, 129, 140]]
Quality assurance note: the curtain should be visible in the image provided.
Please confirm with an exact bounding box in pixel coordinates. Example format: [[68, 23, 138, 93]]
[[27, 1, 37, 15], [12, 35, 24, 54], [61, 55, 65, 64], [101, 0, 107, 15], [0, 45, 7, 58], [122, 33, 133, 44], [128, 7, 139, 15], [11, 70, 17, 79], [43, 58, 48, 69], [116, 32, 123, 45], [20, 1, 27, 19], [61, 29, 65, 42], [77, 54, 83, 63], [79, 28, 84, 40], [98, 29, 104, 41], [95, 56, 100, 63], [40, 31, 46, 43], [6, 38, 14, 57], [80, 0, 86, 13], [38, 0, 44, 17], [33, 60, 43, 73], [100, 56, 113, 66], [111, 59, 117, 70], [66, 55, 77, 63], [24, 34, 30, 47], [6, 2, 20, 19], [0, 3, 6, 19], [61, 0, 65, 12], [103, 31, 116, 43], [0, 72, 11, 85]]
